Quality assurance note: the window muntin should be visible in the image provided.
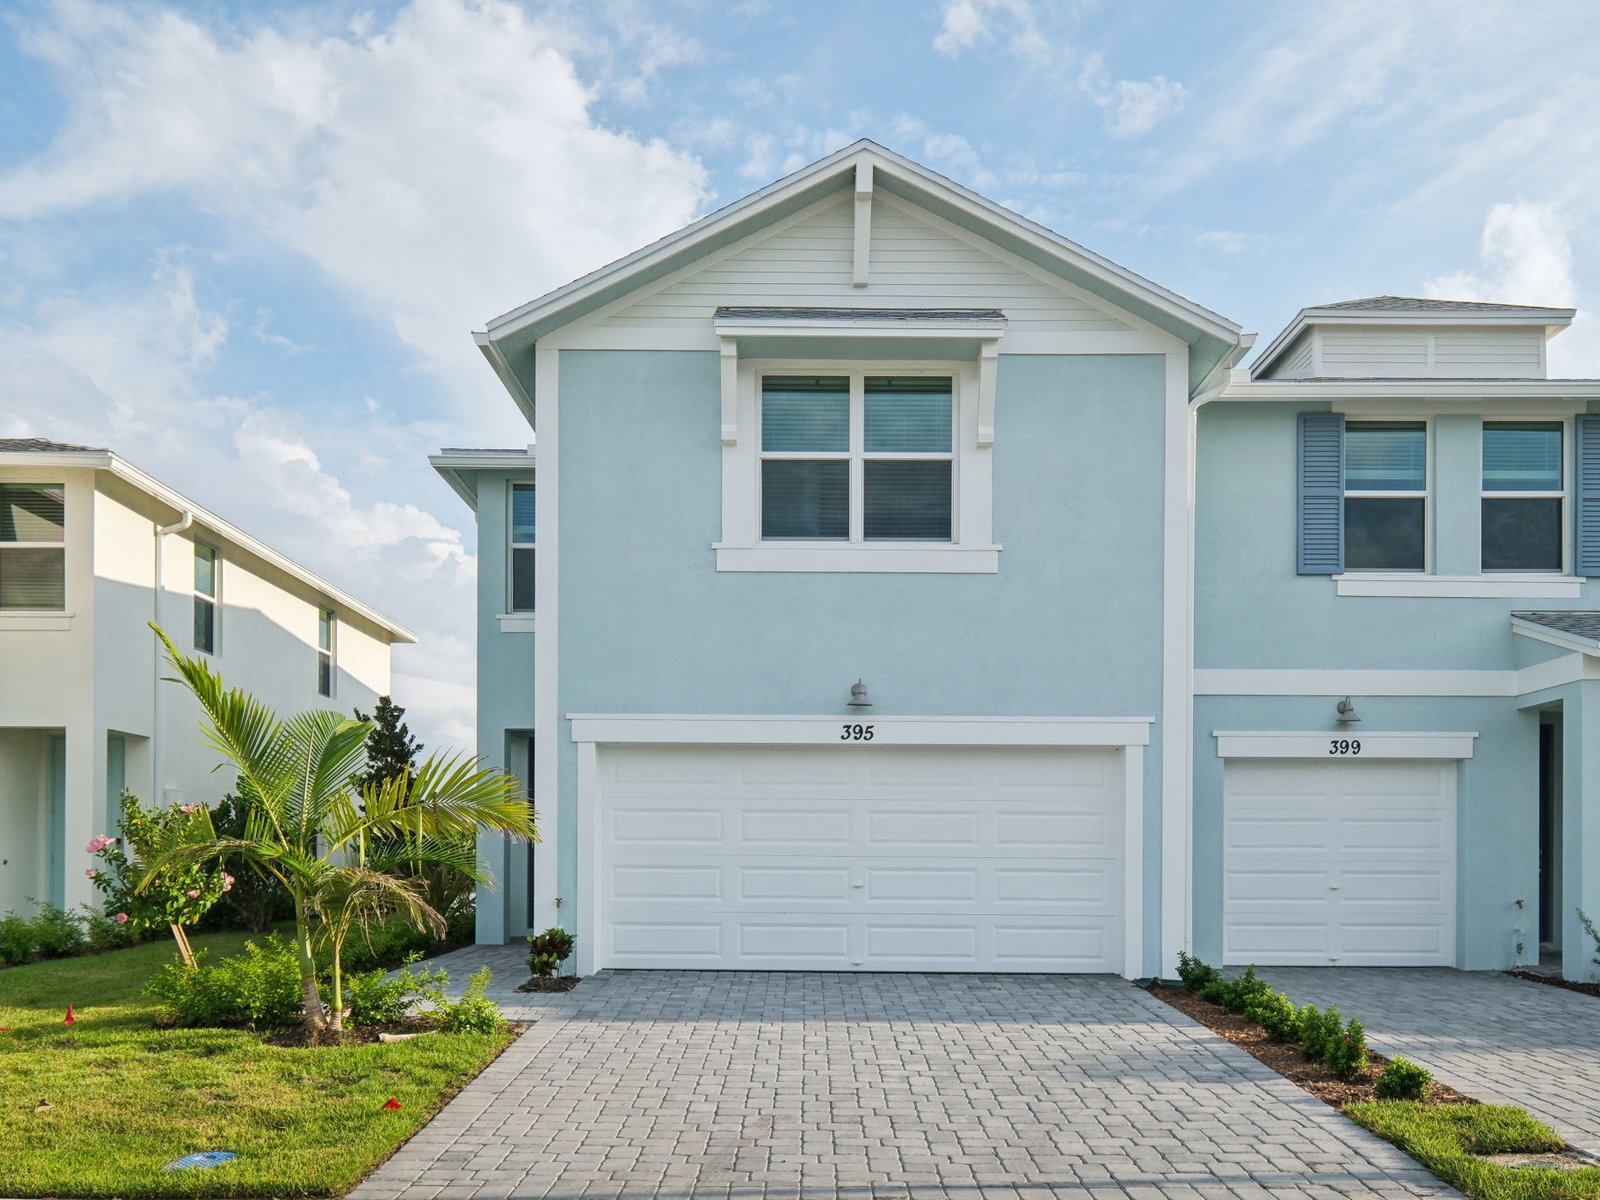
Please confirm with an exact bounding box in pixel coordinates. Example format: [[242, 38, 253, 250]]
[[193, 543, 217, 654], [317, 608, 334, 697], [0, 483, 66, 610], [1482, 422, 1564, 571], [510, 483, 536, 612], [1343, 423, 1427, 571], [759, 373, 954, 544]]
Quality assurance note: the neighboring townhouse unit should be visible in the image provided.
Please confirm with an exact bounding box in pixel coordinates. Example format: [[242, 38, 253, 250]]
[[1196, 298, 1600, 982], [440, 141, 1598, 980], [0, 438, 415, 917], [441, 140, 1248, 979]]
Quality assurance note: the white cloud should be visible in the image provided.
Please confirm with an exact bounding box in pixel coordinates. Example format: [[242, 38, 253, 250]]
[[931, 0, 1047, 64], [1077, 54, 1188, 138], [1426, 201, 1600, 377], [0, 0, 710, 382]]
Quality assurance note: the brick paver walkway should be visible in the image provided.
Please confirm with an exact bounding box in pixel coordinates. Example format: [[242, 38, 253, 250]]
[[1262, 968, 1600, 1152], [353, 960, 1456, 1200]]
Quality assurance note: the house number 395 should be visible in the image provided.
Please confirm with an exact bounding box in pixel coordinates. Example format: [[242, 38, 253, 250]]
[[841, 724, 876, 741]]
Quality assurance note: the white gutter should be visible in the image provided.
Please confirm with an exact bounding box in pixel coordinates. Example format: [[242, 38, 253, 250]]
[[152, 510, 193, 812]]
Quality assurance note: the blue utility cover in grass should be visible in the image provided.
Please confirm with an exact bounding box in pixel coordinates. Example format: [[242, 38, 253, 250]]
[[162, 1151, 237, 1172]]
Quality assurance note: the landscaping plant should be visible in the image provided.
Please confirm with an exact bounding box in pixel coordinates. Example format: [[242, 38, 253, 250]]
[[1297, 1003, 1338, 1060], [143, 624, 537, 1036], [433, 967, 504, 1035], [1244, 988, 1300, 1043], [1375, 1056, 1433, 1101], [527, 926, 577, 984], [1175, 950, 1220, 992], [87, 792, 229, 968], [345, 955, 448, 1027], [1580, 908, 1600, 980], [146, 934, 303, 1029], [1323, 1014, 1369, 1079]]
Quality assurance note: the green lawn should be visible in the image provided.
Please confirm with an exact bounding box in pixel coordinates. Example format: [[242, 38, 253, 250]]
[[0, 931, 514, 1197], [1347, 1101, 1600, 1200]]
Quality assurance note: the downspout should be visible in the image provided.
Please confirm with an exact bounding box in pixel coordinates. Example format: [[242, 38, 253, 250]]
[[152, 510, 193, 811]]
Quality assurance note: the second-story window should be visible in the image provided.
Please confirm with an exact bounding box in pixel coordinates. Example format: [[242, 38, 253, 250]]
[[317, 608, 335, 697], [0, 483, 66, 610], [1343, 422, 1426, 571], [510, 483, 535, 612], [760, 373, 954, 542], [1483, 422, 1564, 571], [193, 543, 217, 653]]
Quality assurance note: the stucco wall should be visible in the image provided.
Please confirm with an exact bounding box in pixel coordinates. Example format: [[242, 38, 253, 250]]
[[0, 729, 52, 916], [552, 348, 1172, 972]]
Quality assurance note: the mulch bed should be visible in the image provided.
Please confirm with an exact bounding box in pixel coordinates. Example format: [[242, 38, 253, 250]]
[[1505, 969, 1600, 998], [514, 976, 582, 994], [263, 1018, 527, 1047], [1146, 982, 1475, 1109]]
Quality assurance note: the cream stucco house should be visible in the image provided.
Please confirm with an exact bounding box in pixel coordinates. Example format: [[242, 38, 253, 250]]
[[0, 438, 415, 917]]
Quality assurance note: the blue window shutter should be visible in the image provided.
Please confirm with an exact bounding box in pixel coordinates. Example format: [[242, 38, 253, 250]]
[[1298, 412, 1344, 575], [1577, 415, 1600, 576]]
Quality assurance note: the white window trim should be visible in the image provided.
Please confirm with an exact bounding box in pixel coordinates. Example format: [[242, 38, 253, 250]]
[[509, 482, 536, 613], [1479, 417, 1569, 575], [717, 357, 998, 573], [193, 541, 219, 656], [317, 608, 336, 698], [1341, 419, 1431, 574]]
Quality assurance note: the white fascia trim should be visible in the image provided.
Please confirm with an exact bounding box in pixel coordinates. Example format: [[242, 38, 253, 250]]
[[713, 544, 1000, 573], [1334, 574, 1582, 598], [713, 319, 1008, 339], [567, 714, 1154, 747], [496, 613, 537, 634], [1332, 399, 1587, 419], [1213, 730, 1478, 759], [1221, 379, 1600, 401], [1252, 308, 1576, 378], [474, 332, 537, 429], [1196, 656, 1594, 697], [428, 451, 536, 512], [1510, 619, 1600, 656], [92, 456, 416, 642], [483, 140, 1240, 347]]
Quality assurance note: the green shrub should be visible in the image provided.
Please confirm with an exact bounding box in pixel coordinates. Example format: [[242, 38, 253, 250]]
[[432, 967, 503, 1035], [527, 927, 577, 981], [1375, 1056, 1432, 1100], [346, 956, 448, 1027], [79, 905, 148, 952], [1297, 1003, 1335, 1060], [1324, 1014, 1369, 1079], [1222, 966, 1271, 1014], [28, 902, 87, 959], [1175, 950, 1220, 992], [147, 934, 303, 1029], [0, 912, 38, 965], [1580, 909, 1600, 980], [1245, 989, 1300, 1043]]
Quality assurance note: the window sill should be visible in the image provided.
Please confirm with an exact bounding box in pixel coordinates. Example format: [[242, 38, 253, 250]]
[[497, 613, 537, 633], [1334, 574, 1581, 598], [713, 543, 1001, 574], [0, 610, 74, 631]]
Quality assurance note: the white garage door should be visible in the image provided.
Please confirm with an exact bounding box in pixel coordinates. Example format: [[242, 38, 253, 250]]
[[1224, 758, 1456, 966], [598, 744, 1125, 972]]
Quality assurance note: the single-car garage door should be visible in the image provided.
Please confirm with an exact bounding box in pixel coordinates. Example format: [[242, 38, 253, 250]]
[[1224, 758, 1456, 966], [598, 744, 1126, 972]]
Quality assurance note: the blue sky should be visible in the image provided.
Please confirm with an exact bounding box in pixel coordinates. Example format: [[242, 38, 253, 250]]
[[3, 0, 1598, 747]]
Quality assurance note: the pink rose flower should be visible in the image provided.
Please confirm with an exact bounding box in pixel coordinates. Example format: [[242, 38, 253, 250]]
[[186, 889, 200, 899], [85, 868, 96, 878], [86, 834, 114, 854], [114, 913, 129, 924], [180, 805, 198, 814]]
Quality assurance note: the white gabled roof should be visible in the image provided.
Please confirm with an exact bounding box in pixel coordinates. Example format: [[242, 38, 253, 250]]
[[0, 442, 416, 643], [476, 139, 1245, 409]]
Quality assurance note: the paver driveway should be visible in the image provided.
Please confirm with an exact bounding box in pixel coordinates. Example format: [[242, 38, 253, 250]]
[[354, 955, 1456, 1200], [1262, 968, 1600, 1152]]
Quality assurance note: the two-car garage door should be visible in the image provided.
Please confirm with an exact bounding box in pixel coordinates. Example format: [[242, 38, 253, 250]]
[[1224, 758, 1456, 966], [597, 744, 1126, 972]]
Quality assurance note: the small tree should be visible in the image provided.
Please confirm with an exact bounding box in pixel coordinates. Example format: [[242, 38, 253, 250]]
[[87, 793, 230, 968], [354, 696, 422, 791]]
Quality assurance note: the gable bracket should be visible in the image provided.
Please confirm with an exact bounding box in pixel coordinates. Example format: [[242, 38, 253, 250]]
[[977, 340, 1000, 447], [720, 337, 739, 444], [852, 161, 873, 289]]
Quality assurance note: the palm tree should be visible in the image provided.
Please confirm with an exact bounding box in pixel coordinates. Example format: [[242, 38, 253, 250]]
[[144, 625, 536, 1036]]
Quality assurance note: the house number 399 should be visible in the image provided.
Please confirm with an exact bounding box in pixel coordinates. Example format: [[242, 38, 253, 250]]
[[1329, 739, 1361, 755], [841, 724, 875, 741]]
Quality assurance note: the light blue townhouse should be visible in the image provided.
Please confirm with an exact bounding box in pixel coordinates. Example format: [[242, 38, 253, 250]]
[[434, 141, 1599, 982]]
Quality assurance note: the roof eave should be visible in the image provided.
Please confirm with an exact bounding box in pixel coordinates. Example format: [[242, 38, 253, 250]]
[[1218, 378, 1600, 401], [1511, 616, 1600, 657], [428, 450, 536, 513]]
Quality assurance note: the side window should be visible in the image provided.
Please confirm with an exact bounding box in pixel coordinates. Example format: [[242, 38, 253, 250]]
[[1343, 423, 1426, 571], [317, 608, 335, 697], [193, 543, 218, 654], [1482, 422, 1564, 571], [0, 483, 66, 610], [510, 484, 536, 612]]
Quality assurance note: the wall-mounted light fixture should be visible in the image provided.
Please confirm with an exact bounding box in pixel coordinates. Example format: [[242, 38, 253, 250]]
[[1335, 697, 1361, 724], [847, 680, 873, 708]]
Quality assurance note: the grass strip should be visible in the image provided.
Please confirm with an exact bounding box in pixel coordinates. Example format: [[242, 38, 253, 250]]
[[0, 931, 514, 1197], [1346, 1101, 1600, 1200]]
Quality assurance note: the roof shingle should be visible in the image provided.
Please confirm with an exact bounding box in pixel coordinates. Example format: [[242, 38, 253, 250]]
[[1313, 296, 1565, 313], [0, 437, 106, 453]]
